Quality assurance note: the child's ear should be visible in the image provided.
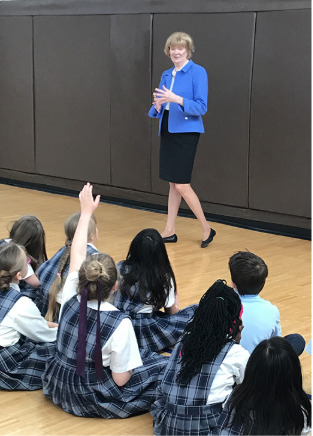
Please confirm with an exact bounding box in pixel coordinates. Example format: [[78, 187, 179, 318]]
[[232, 281, 237, 290], [112, 281, 118, 292], [14, 272, 23, 282]]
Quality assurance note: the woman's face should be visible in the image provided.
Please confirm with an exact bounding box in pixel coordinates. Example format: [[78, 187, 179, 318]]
[[169, 45, 188, 66]]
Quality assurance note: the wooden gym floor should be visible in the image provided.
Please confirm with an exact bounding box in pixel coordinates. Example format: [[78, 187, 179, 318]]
[[0, 184, 311, 435]]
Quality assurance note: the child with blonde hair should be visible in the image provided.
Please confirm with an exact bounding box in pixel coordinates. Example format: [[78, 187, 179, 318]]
[[37, 212, 98, 320], [0, 242, 57, 390], [42, 184, 168, 418]]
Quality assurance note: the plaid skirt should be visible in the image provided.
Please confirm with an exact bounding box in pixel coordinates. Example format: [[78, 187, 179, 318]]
[[0, 337, 56, 390], [42, 348, 168, 418], [151, 396, 223, 435], [127, 305, 197, 352]]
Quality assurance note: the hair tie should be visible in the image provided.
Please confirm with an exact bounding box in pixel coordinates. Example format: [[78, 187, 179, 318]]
[[216, 296, 224, 300], [57, 272, 61, 276]]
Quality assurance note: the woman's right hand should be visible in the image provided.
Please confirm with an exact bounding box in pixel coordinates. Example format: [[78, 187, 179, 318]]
[[79, 183, 100, 216]]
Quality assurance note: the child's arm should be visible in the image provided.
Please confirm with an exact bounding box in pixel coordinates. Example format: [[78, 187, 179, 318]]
[[164, 281, 179, 315], [47, 321, 58, 328], [69, 183, 100, 274], [24, 274, 41, 288], [112, 370, 132, 386], [165, 292, 179, 315]]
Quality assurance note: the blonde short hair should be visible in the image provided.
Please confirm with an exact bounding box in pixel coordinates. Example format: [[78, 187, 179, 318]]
[[164, 32, 195, 59]]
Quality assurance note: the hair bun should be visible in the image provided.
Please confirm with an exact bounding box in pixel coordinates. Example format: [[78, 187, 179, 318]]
[[85, 260, 108, 282]]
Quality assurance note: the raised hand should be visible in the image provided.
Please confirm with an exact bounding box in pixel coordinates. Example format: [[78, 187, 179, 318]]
[[79, 183, 100, 216]]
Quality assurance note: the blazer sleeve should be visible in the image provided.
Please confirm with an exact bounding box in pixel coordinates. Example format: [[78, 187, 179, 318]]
[[148, 72, 166, 119], [178, 66, 208, 116]]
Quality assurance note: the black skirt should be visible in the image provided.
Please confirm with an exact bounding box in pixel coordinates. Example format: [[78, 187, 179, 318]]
[[159, 110, 200, 184]]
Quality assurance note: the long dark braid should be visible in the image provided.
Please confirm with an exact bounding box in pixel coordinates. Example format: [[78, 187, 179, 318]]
[[176, 280, 242, 385]]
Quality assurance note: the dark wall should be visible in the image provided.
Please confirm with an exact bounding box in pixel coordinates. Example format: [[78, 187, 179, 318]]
[[0, 1, 310, 230]]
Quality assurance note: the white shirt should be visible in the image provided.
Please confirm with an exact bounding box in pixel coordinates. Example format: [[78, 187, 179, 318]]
[[61, 271, 143, 373], [137, 280, 176, 314], [0, 283, 57, 347], [165, 61, 189, 111], [207, 344, 250, 405]]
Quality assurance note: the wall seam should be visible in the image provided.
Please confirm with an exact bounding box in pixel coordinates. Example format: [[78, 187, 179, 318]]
[[247, 11, 257, 208], [31, 16, 37, 173]]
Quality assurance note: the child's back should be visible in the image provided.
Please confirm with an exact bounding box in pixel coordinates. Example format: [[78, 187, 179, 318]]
[[112, 229, 196, 351], [0, 242, 57, 391], [151, 280, 250, 436]]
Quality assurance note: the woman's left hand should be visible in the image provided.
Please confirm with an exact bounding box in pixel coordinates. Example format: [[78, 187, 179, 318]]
[[154, 85, 183, 106]]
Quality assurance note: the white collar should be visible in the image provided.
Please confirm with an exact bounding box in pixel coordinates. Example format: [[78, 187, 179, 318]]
[[10, 282, 20, 291], [87, 242, 97, 251]]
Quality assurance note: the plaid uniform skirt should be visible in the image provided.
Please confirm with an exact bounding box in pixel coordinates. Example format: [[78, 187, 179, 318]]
[[0, 337, 56, 390], [127, 306, 197, 352], [151, 397, 223, 435], [42, 348, 168, 418]]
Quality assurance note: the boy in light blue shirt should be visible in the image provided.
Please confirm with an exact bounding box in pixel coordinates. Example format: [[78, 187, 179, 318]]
[[229, 251, 305, 356]]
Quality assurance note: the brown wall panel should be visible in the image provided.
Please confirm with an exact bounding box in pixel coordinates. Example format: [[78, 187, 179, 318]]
[[0, 17, 34, 172], [0, 0, 309, 16], [34, 16, 111, 184], [249, 10, 311, 217], [110, 14, 152, 191], [151, 13, 255, 208]]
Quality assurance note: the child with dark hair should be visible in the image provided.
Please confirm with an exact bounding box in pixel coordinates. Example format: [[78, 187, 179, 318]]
[[37, 212, 98, 320], [229, 251, 305, 355], [42, 184, 168, 418], [0, 242, 57, 390], [112, 228, 196, 352], [0, 215, 48, 303], [151, 280, 250, 435], [217, 337, 311, 435]]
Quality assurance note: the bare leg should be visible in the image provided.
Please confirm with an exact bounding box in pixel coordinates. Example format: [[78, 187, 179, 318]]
[[175, 183, 211, 241], [161, 182, 182, 237]]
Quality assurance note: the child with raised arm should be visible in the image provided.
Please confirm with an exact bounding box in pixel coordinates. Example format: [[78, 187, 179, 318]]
[[37, 212, 98, 320], [42, 183, 168, 418]]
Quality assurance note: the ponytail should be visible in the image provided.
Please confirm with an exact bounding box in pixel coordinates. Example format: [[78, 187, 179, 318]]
[[45, 239, 71, 321]]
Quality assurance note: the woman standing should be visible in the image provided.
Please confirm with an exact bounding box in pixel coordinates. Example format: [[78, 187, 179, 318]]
[[149, 32, 215, 248]]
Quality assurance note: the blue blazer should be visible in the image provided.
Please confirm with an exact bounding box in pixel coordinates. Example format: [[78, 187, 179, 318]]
[[148, 60, 208, 134]]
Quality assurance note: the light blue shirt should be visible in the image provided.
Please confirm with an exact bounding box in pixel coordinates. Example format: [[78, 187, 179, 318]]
[[148, 60, 208, 134], [239, 294, 282, 354]]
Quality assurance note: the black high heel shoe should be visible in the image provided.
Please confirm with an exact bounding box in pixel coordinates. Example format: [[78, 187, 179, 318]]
[[162, 234, 178, 243], [201, 229, 216, 248]]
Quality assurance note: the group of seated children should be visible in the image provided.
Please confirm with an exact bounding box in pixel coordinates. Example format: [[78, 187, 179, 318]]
[[0, 183, 310, 435]]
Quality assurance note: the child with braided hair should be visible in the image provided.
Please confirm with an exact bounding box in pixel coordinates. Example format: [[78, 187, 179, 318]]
[[0, 215, 48, 303], [150, 280, 250, 435], [0, 242, 57, 390], [37, 212, 98, 320], [42, 183, 168, 418], [112, 228, 196, 352]]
